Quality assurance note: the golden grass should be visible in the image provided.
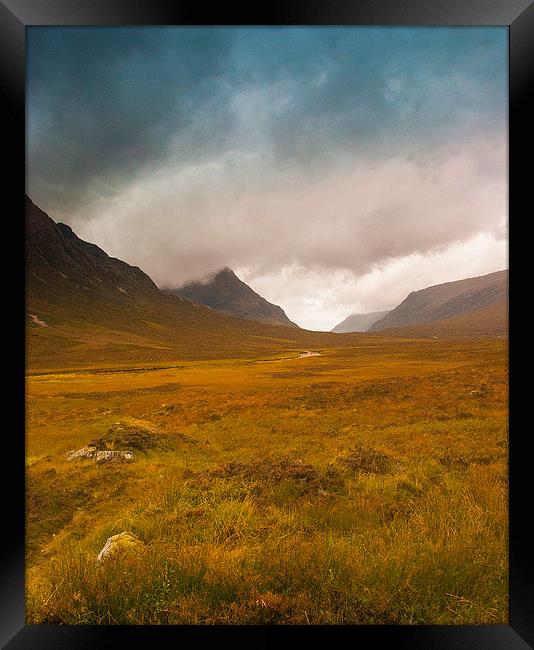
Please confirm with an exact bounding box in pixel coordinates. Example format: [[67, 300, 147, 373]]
[[25, 337, 508, 624]]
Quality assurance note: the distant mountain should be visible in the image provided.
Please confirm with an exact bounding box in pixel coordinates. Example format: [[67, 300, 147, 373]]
[[369, 270, 508, 332], [165, 267, 298, 328], [331, 311, 390, 333]]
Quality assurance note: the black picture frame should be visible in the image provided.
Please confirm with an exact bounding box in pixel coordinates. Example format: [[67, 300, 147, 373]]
[[2, 1, 532, 647]]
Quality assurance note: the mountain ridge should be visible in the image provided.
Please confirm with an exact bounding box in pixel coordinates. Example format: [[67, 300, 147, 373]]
[[369, 270, 508, 332]]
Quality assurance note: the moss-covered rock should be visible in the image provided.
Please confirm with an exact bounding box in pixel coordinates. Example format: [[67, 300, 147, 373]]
[[89, 421, 159, 451]]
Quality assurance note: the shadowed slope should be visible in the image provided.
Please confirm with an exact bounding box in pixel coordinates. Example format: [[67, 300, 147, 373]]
[[27, 195, 160, 308]]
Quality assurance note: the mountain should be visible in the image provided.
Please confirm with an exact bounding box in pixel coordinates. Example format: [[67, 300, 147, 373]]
[[370, 301, 508, 339], [27, 195, 161, 306], [164, 267, 298, 328], [331, 311, 390, 333], [369, 270, 508, 332], [25, 197, 351, 370]]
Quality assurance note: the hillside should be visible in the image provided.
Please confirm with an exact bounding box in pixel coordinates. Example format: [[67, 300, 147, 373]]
[[378, 299, 508, 339], [165, 268, 298, 328], [369, 270, 508, 332], [331, 311, 390, 333]]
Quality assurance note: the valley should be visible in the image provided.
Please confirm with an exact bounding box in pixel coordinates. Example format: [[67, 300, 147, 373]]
[[23, 25, 509, 631]]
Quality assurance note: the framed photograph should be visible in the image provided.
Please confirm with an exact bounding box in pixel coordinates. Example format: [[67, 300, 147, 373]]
[[2, 1, 532, 647]]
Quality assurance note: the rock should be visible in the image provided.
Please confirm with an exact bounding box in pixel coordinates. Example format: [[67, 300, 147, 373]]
[[66, 446, 96, 461], [96, 531, 144, 562], [94, 450, 133, 464], [66, 446, 133, 464]]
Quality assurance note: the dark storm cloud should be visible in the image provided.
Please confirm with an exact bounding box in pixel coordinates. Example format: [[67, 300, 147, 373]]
[[28, 27, 506, 218], [232, 28, 506, 167], [27, 27, 237, 215]]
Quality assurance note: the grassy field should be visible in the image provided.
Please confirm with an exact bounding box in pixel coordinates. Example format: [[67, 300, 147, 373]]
[[25, 335, 508, 625]]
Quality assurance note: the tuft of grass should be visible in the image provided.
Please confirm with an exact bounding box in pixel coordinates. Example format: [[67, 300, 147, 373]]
[[337, 444, 395, 475]]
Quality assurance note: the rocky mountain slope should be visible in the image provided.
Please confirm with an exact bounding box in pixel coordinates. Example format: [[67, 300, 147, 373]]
[[165, 268, 298, 328]]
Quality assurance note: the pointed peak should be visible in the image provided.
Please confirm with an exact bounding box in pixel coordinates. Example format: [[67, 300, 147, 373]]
[[217, 266, 236, 277], [169, 266, 298, 328]]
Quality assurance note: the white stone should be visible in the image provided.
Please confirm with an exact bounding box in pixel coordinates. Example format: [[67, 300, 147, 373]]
[[66, 446, 96, 461], [97, 531, 143, 562]]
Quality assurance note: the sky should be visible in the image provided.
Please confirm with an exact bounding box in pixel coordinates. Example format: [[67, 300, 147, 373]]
[[27, 27, 508, 331]]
